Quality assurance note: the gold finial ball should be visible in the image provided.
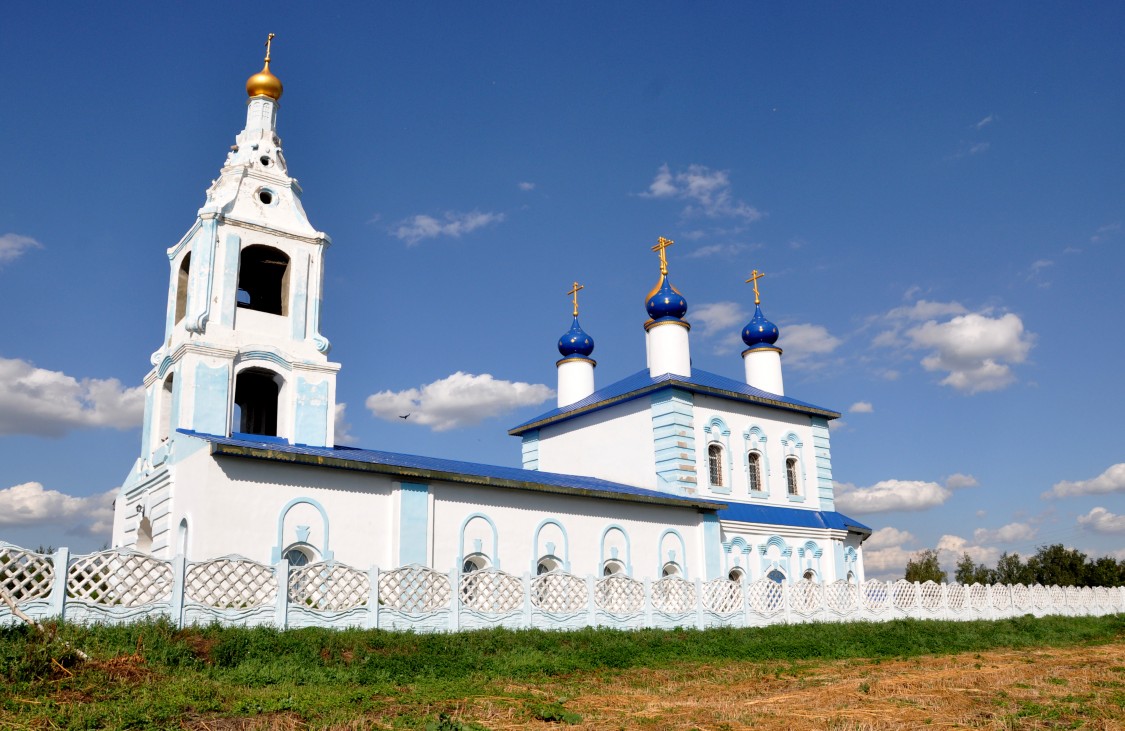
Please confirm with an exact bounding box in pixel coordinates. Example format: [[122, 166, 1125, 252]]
[[246, 62, 283, 100]]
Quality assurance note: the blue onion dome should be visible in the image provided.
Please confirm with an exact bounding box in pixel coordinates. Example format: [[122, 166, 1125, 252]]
[[742, 304, 780, 347], [558, 316, 595, 358], [645, 275, 689, 321]]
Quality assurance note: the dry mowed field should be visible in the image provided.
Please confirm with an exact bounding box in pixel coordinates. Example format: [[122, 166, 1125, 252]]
[[179, 642, 1125, 731]]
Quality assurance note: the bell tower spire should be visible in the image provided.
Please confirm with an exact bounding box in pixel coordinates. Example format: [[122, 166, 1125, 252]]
[[139, 38, 340, 468]]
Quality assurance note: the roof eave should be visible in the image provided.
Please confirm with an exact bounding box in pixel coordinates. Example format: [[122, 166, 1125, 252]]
[[509, 377, 841, 436], [208, 441, 726, 512]]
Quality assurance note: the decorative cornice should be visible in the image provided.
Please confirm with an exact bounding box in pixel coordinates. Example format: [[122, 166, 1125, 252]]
[[742, 345, 783, 357], [555, 356, 597, 368], [644, 318, 691, 333]]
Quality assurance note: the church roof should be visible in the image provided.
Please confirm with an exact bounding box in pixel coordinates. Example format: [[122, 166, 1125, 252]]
[[181, 430, 727, 511], [717, 502, 871, 535], [509, 367, 841, 436]]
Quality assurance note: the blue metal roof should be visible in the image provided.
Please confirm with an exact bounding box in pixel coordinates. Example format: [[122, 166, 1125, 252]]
[[717, 501, 872, 535], [179, 430, 727, 511], [509, 367, 840, 435]]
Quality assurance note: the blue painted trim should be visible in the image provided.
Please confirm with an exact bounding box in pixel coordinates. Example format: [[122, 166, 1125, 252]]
[[192, 362, 230, 438], [186, 215, 217, 334], [458, 512, 500, 570], [290, 251, 309, 341], [599, 524, 633, 575], [651, 388, 696, 494], [521, 430, 540, 470], [703, 416, 733, 494], [702, 514, 721, 580], [238, 350, 294, 372], [531, 518, 571, 572], [398, 482, 429, 566], [811, 417, 835, 510], [272, 497, 333, 562], [658, 528, 688, 579], [294, 377, 330, 447]]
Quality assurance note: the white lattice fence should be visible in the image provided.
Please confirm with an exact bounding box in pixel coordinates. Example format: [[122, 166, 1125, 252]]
[[378, 566, 451, 613], [185, 557, 276, 608], [595, 575, 644, 615], [0, 544, 53, 604], [651, 577, 695, 614], [460, 569, 523, 613], [531, 571, 587, 613], [289, 562, 370, 611], [789, 579, 823, 616], [862, 581, 891, 613], [67, 550, 173, 606], [748, 577, 785, 615], [824, 580, 858, 614], [703, 578, 742, 614]]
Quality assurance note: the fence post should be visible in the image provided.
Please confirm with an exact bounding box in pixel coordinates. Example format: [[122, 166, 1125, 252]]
[[694, 577, 705, 629], [522, 572, 532, 629], [169, 554, 186, 629], [742, 577, 752, 628], [274, 558, 289, 629], [366, 566, 380, 629], [448, 569, 460, 632], [643, 578, 653, 629], [49, 546, 69, 620], [586, 575, 597, 628], [782, 581, 792, 625]]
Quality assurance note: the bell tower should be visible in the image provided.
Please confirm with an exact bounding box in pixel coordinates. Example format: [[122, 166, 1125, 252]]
[[140, 35, 340, 465]]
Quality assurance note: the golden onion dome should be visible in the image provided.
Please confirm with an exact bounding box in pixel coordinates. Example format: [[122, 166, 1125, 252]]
[[246, 34, 283, 100]]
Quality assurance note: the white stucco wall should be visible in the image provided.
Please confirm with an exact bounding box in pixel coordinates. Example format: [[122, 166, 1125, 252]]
[[535, 399, 658, 489]]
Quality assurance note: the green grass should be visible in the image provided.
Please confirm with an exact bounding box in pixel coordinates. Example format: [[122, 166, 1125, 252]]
[[0, 614, 1122, 729]]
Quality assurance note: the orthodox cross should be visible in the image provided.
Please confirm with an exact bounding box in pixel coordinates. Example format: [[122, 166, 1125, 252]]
[[745, 269, 765, 305], [651, 236, 674, 276], [264, 33, 276, 63], [566, 281, 584, 317]]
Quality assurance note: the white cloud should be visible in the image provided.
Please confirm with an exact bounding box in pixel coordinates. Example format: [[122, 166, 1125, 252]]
[[969, 142, 990, 155], [365, 372, 553, 431], [865, 526, 916, 550], [1091, 222, 1120, 243], [848, 401, 873, 414], [0, 357, 144, 437], [691, 302, 747, 337], [827, 419, 847, 432], [333, 403, 354, 444], [391, 210, 505, 245], [517, 181, 536, 191], [972, 522, 1036, 544], [0, 482, 115, 536], [886, 299, 969, 322], [640, 164, 762, 221], [975, 114, 996, 129], [1044, 463, 1125, 499], [945, 473, 979, 490], [907, 312, 1035, 393], [861, 527, 917, 578], [684, 242, 752, 259], [0, 233, 43, 266], [780, 323, 842, 368], [937, 534, 999, 566], [835, 479, 952, 514]]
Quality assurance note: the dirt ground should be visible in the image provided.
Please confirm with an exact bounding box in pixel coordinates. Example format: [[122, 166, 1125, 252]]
[[460, 642, 1125, 730]]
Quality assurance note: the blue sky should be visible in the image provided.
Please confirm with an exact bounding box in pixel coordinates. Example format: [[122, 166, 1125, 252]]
[[1, 2, 1122, 577]]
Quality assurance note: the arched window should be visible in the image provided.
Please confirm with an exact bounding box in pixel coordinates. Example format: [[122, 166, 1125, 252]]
[[786, 457, 800, 496], [283, 544, 316, 566], [462, 554, 489, 574], [767, 569, 786, 584], [802, 569, 817, 582], [158, 374, 175, 443], [602, 559, 626, 577], [176, 518, 189, 557], [174, 253, 191, 323], [661, 562, 682, 578], [747, 451, 763, 492], [233, 368, 281, 436], [237, 245, 290, 316], [846, 571, 857, 585], [536, 556, 561, 575], [728, 567, 746, 583], [707, 444, 724, 487]]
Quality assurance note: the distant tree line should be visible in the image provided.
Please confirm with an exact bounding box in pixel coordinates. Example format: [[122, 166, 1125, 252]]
[[902, 544, 1125, 587]]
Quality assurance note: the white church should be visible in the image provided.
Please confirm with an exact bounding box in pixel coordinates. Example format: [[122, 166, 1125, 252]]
[[111, 42, 871, 587]]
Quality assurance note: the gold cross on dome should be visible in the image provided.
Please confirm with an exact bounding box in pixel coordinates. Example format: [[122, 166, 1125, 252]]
[[745, 269, 765, 305], [264, 33, 276, 63], [566, 281, 584, 317], [651, 236, 674, 275]]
